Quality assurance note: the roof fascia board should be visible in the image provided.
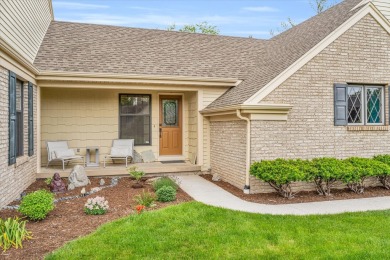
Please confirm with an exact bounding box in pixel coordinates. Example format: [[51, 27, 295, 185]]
[[352, 0, 371, 11], [201, 103, 293, 116], [37, 71, 239, 87], [0, 38, 39, 76], [243, 3, 387, 105]]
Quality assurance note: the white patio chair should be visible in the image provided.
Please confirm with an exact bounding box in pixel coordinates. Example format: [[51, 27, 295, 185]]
[[46, 141, 85, 170], [104, 139, 134, 168]]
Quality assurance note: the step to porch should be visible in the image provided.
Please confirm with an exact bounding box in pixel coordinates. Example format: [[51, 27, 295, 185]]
[[37, 162, 201, 179]]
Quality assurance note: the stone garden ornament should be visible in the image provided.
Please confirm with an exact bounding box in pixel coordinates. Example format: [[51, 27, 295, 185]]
[[68, 165, 91, 190], [50, 172, 67, 193]]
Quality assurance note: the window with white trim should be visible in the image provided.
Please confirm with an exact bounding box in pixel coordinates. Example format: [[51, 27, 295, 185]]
[[347, 85, 384, 125]]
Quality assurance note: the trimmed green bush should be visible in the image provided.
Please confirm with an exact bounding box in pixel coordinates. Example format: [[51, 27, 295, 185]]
[[156, 186, 176, 202], [152, 177, 179, 191], [311, 158, 348, 196], [342, 158, 390, 194], [373, 154, 390, 189], [19, 190, 54, 221], [250, 159, 307, 199]]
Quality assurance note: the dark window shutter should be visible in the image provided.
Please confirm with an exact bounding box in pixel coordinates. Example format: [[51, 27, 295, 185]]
[[28, 82, 34, 156], [8, 71, 17, 165], [334, 83, 348, 126]]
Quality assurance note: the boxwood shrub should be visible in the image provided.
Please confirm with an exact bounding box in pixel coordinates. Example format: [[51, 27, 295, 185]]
[[373, 154, 390, 189], [19, 190, 55, 221], [250, 155, 390, 198], [249, 159, 309, 199]]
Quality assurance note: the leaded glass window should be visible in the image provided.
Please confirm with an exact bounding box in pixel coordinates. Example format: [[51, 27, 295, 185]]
[[162, 100, 178, 127], [119, 94, 151, 145], [347, 85, 384, 125]]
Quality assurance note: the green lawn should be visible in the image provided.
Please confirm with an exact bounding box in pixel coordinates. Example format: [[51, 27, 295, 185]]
[[46, 202, 390, 259]]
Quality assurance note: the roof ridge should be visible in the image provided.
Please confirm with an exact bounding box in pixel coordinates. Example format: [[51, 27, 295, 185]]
[[52, 20, 267, 41]]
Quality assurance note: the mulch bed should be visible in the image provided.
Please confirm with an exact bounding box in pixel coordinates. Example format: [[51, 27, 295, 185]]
[[0, 177, 193, 260], [201, 174, 390, 204]]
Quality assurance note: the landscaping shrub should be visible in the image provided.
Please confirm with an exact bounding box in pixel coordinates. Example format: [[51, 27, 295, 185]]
[[342, 158, 390, 194], [134, 191, 156, 207], [311, 158, 347, 196], [152, 177, 179, 191], [156, 186, 177, 202], [128, 167, 145, 188], [84, 196, 109, 215], [249, 159, 307, 199], [19, 190, 54, 221], [373, 154, 390, 189], [0, 217, 32, 252]]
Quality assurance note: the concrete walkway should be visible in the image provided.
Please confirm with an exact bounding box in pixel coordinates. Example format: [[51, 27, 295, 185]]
[[177, 175, 390, 215]]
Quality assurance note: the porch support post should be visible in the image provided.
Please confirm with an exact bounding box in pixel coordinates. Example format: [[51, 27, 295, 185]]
[[197, 90, 204, 169], [36, 85, 41, 174]]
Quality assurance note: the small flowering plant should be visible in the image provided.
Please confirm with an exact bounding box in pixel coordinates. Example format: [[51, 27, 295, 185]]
[[84, 196, 109, 215], [135, 205, 145, 214]]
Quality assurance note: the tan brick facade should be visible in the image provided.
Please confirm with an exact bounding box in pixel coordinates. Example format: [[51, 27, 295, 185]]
[[210, 120, 247, 190], [0, 65, 37, 208], [250, 14, 390, 193]]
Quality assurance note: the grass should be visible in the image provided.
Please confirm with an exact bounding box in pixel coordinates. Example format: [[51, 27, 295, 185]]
[[46, 202, 390, 259]]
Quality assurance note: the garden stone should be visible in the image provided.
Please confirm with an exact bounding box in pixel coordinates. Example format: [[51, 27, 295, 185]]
[[91, 187, 102, 193], [68, 165, 91, 190], [99, 179, 105, 186], [50, 173, 67, 193], [133, 150, 143, 163], [212, 173, 220, 182], [141, 150, 156, 163]]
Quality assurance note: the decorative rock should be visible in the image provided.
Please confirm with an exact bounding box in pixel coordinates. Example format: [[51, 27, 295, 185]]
[[68, 183, 75, 191], [68, 165, 91, 190], [212, 173, 220, 182], [141, 150, 156, 163], [91, 187, 102, 193], [99, 179, 105, 186], [133, 150, 143, 163], [50, 173, 67, 193]]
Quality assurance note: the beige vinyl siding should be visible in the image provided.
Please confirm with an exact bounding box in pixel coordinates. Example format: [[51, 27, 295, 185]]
[[40, 88, 197, 166], [201, 88, 228, 169], [373, 0, 390, 20], [0, 0, 52, 63]]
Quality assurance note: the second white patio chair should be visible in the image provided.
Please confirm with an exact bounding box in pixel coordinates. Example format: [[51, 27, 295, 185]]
[[104, 139, 134, 168]]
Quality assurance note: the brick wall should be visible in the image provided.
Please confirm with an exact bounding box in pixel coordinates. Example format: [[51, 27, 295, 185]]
[[250, 14, 390, 193], [210, 120, 247, 190], [0, 65, 37, 207]]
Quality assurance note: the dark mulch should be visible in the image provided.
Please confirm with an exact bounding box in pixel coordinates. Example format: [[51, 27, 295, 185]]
[[0, 177, 192, 260], [201, 174, 390, 204]]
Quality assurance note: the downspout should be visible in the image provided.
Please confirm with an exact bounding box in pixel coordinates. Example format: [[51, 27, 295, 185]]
[[236, 109, 251, 194]]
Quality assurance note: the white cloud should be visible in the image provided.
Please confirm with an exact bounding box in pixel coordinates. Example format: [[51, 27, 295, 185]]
[[241, 6, 279, 12], [53, 1, 109, 10]]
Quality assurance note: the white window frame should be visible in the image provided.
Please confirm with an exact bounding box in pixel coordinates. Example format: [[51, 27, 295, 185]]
[[347, 85, 384, 126]]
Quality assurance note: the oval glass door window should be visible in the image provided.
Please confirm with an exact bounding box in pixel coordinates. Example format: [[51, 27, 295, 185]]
[[163, 100, 178, 126]]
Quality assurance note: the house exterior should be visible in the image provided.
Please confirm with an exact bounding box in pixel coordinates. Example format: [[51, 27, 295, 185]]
[[1, 0, 390, 207]]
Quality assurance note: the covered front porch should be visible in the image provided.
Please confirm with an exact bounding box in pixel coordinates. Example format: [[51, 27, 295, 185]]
[[36, 73, 235, 176]]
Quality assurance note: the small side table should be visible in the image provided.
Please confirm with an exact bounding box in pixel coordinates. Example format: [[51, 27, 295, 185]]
[[86, 147, 99, 167]]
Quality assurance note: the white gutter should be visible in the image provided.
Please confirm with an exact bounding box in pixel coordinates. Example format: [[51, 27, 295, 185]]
[[236, 109, 251, 194]]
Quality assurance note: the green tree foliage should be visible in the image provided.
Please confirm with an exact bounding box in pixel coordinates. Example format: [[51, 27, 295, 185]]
[[167, 21, 219, 35]]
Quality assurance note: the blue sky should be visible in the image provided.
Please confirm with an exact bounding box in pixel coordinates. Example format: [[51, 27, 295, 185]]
[[52, 0, 336, 39]]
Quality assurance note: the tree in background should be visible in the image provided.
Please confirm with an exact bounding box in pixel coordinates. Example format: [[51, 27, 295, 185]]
[[270, 0, 340, 36], [167, 21, 219, 35]]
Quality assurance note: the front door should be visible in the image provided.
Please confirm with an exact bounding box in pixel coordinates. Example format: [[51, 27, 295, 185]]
[[159, 96, 182, 155]]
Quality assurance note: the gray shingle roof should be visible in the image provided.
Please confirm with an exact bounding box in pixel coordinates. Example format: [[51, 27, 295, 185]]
[[33, 22, 265, 79], [34, 0, 364, 109]]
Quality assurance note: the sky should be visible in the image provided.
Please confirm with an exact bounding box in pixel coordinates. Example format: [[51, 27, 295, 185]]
[[52, 0, 335, 39]]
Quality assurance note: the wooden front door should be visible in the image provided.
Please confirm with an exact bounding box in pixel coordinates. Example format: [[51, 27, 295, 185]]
[[159, 96, 182, 155]]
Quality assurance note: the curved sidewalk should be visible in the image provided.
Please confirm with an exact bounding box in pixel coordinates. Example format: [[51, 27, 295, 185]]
[[177, 175, 390, 215]]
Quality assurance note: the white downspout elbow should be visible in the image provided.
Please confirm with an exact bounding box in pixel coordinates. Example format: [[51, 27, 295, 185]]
[[236, 109, 251, 194]]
